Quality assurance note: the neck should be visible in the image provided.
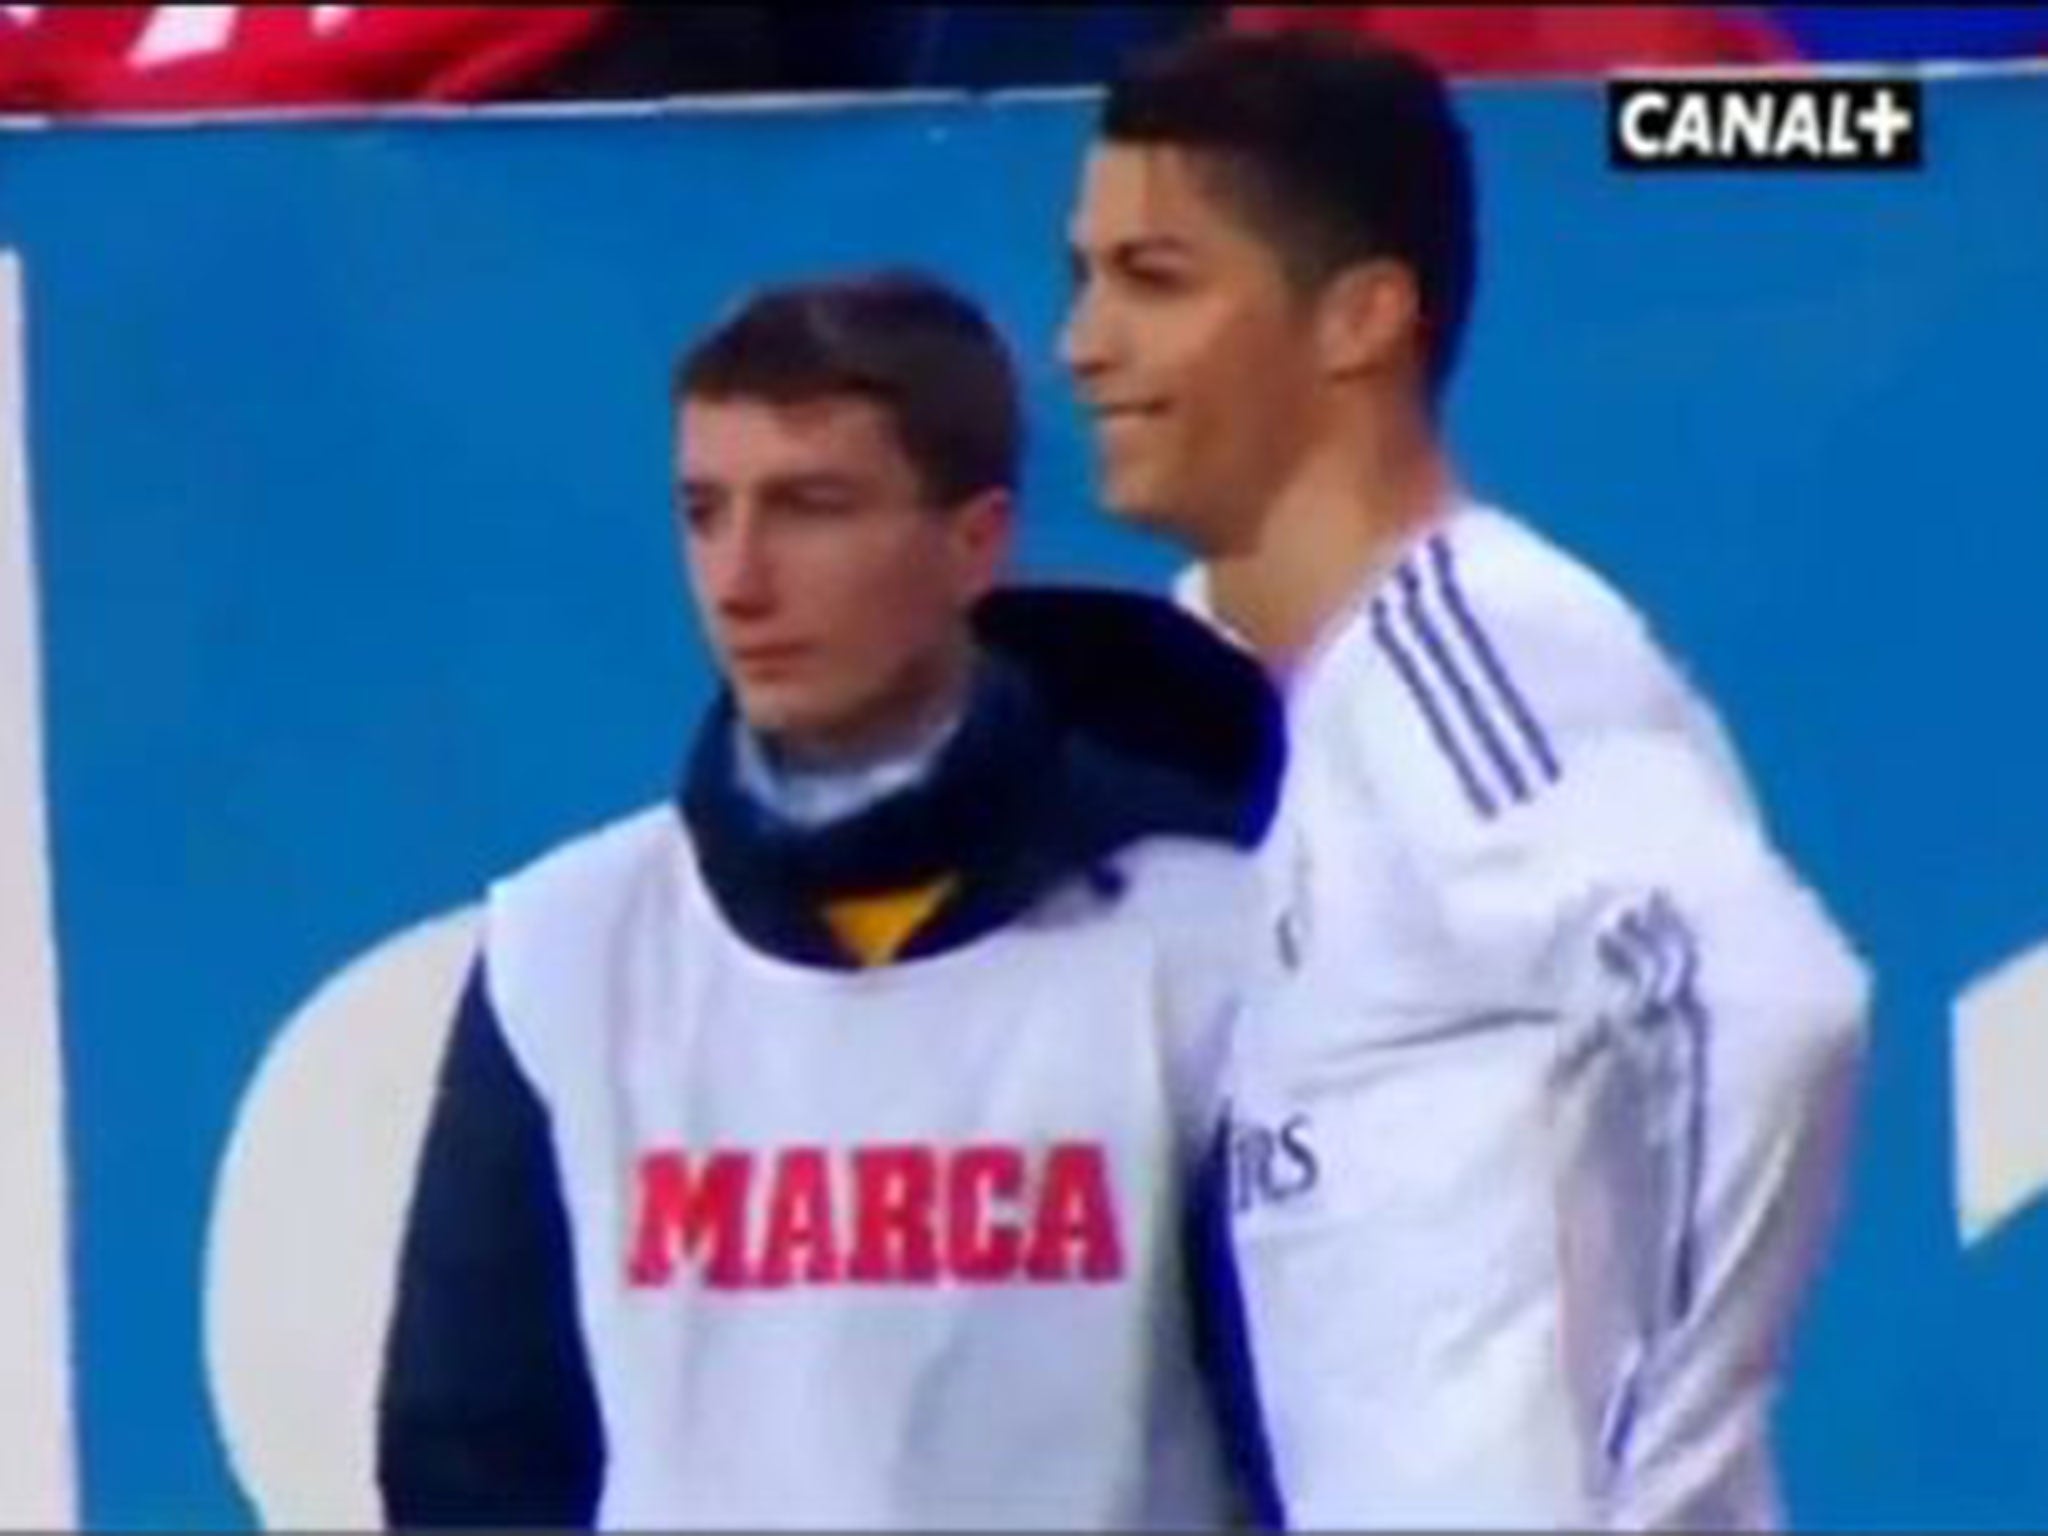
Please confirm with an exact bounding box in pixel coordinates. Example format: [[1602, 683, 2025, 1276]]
[[778, 639, 976, 773], [1208, 396, 1454, 676], [739, 644, 978, 828]]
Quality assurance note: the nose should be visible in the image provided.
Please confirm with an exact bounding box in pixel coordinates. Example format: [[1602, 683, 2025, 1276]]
[[1059, 278, 1113, 386], [700, 508, 776, 622]]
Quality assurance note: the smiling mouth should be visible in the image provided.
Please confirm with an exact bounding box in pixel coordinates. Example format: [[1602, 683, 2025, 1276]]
[[1095, 404, 1168, 436]]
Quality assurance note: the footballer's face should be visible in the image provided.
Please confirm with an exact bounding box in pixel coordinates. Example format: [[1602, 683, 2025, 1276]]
[[1061, 142, 1324, 556], [677, 392, 1009, 762]]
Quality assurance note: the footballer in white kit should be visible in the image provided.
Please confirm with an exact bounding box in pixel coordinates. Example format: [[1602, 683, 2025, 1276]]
[[1196, 501, 1869, 1528], [1065, 30, 1872, 1531]]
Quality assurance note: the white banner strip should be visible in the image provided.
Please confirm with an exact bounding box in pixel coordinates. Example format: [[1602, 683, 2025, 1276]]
[[0, 249, 81, 1528]]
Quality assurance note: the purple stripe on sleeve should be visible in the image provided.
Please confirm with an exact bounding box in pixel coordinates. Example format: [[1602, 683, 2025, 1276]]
[[1429, 535, 1563, 785], [1397, 560, 1531, 805], [1371, 595, 1499, 819]]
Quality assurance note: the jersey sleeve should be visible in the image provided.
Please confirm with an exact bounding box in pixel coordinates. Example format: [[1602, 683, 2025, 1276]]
[[1246, 528, 1871, 1526]]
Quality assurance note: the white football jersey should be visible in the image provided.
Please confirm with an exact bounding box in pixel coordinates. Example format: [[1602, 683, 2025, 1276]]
[[481, 804, 1265, 1531], [1184, 500, 1870, 1529]]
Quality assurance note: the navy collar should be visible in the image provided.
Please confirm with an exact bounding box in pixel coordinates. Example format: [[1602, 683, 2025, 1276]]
[[675, 587, 1285, 971]]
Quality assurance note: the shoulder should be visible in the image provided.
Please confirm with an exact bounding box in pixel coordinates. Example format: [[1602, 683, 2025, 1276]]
[[1332, 505, 1711, 843], [483, 803, 691, 984], [1113, 835, 1269, 929], [477, 802, 701, 1086], [1109, 834, 1280, 996], [491, 803, 685, 907], [1077, 838, 1278, 1120]]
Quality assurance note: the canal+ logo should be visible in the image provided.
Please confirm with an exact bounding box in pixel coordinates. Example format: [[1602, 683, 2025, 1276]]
[[1609, 75, 1923, 171]]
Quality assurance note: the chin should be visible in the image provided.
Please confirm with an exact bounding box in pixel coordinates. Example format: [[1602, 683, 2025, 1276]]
[[729, 688, 812, 741], [1104, 488, 1199, 547]]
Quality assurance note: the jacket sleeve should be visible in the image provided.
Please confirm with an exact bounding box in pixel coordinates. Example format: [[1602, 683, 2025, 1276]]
[[376, 958, 603, 1529]]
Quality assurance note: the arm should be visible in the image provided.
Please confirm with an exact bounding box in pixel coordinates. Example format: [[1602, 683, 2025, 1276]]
[[1232, 552, 1868, 1529], [376, 960, 603, 1529], [1541, 732, 1868, 1529]]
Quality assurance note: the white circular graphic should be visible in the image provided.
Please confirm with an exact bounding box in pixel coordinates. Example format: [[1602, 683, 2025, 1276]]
[[203, 905, 479, 1530]]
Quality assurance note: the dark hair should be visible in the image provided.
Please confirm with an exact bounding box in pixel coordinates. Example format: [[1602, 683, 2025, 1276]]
[[674, 269, 1022, 507], [1101, 29, 1477, 398]]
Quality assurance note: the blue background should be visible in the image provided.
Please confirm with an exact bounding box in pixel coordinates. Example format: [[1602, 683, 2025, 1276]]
[[2, 74, 2045, 1528]]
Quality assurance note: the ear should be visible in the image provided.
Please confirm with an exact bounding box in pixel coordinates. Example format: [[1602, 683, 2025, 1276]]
[[946, 488, 1014, 601], [1314, 258, 1422, 381]]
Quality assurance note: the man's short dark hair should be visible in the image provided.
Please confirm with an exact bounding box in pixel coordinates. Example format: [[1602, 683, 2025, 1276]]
[[1101, 29, 1477, 398], [675, 270, 1022, 507]]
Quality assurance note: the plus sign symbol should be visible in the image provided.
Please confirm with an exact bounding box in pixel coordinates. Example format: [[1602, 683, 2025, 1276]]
[[1854, 85, 1921, 164]]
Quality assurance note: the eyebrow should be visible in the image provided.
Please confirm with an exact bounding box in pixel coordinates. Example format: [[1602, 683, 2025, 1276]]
[[769, 471, 863, 496], [1070, 233, 1197, 263], [1067, 235, 1201, 289], [676, 471, 865, 498]]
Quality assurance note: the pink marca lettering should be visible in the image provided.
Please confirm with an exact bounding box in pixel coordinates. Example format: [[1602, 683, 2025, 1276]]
[[627, 1142, 1127, 1290]]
